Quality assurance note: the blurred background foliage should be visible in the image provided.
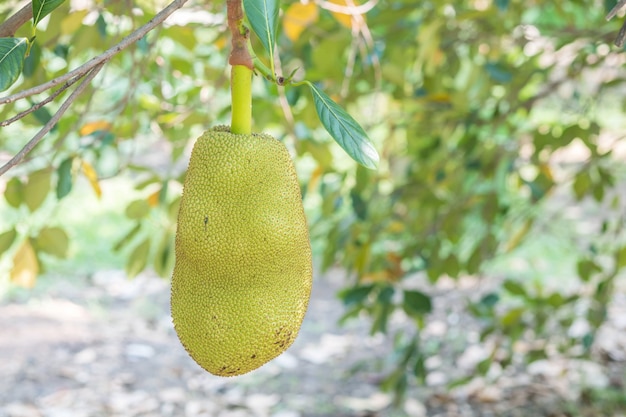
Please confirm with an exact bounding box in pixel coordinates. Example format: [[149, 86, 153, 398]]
[[2, 0, 626, 403]]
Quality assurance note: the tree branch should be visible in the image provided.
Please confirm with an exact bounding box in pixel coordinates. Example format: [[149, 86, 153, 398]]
[[0, 0, 189, 176], [317, 0, 378, 16], [227, 0, 253, 69], [0, 63, 105, 177], [0, 4, 33, 37], [0, 0, 189, 105], [0, 82, 70, 127], [606, 0, 626, 21], [606, 0, 626, 46]]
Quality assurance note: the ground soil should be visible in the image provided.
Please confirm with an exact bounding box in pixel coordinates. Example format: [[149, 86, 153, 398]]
[[1, 269, 625, 417]]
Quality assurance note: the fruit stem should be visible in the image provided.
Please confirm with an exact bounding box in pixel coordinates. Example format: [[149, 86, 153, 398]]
[[227, 0, 253, 135], [231, 65, 252, 134]]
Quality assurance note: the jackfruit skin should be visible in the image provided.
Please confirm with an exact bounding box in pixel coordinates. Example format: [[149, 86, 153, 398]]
[[171, 126, 313, 377]]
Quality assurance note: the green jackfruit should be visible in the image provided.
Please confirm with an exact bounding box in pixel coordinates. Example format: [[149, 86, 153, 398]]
[[171, 126, 313, 376]]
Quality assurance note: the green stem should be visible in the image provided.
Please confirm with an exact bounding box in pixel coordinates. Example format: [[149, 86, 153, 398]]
[[231, 64, 252, 135], [227, 0, 253, 135]]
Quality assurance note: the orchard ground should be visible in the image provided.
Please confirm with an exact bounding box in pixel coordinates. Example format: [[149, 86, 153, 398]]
[[1, 227, 626, 416]]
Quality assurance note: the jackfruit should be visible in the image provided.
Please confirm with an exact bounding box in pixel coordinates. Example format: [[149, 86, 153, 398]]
[[171, 126, 313, 376]]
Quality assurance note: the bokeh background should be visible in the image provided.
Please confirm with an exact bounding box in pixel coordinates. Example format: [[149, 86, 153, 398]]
[[2, 0, 626, 415]]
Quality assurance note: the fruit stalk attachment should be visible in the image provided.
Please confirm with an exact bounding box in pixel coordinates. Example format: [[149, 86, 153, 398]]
[[227, 0, 254, 135]]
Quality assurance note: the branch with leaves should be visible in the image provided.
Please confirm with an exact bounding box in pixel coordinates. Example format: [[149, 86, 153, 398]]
[[0, 0, 189, 176], [241, 0, 379, 169], [606, 0, 626, 46], [0, 4, 32, 37], [1, 0, 380, 177]]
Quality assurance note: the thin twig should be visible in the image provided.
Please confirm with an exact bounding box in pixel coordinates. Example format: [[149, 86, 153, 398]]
[[0, 3, 33, 37], [615, 21, 626, 47], [0, 82, 71, 127], [606, 0, 626, 21], [0, 63, 105, 177], [317, 0, 378, 15], [0, 0, 189, 176], [0, 0, 189, 105], [606, 0, 626, 46]]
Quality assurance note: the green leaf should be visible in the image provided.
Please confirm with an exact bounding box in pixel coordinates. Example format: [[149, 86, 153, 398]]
[[338, 284, 375, 306], [370, 302, 393, 334], [377, 285, 395, 303], [448, 375, 473, 389], [96, 13, 107, 38], [503, 280, 527, 297], [617, 245, 626, 269], [34, 226, 69, 258], [500, 307, 524, 327], [402, 290, 432, 317], [126, 238, 151, 278], [0, 229, 17, 256], [306, 82, 379, 169], [0, 38, 28, 92], [113, 223, 142, 252], [477, 357, 492, 375], [480, 293, 499, 309], [413, 354, 426, 382], [153, 231, 175, 277], [23, 41, 41, 77], [56, 157, 74, 199], [4, 177, 24, 208], [573, 171, 591, 200], [243, 0, 279, 64], [577, 259, 601, 282], [32, 104, 53, 126], [32, 0, 66, 27], [495, 0, 509, 10], [23, 169, 52, 212], [125, 199, 151, 219]]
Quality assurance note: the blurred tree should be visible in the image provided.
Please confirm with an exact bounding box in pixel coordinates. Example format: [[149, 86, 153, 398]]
[[1, 0, 626, 401]]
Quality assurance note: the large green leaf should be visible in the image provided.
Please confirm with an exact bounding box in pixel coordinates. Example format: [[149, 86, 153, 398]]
[[56, 157, 74, 199], [23, 169, 52, 212], [113, 223, 142, 252], [243, 0, 279, 65], [402, 290, 432, 318], [306, 82, 379, 169], [4, 177, 24, 208], [0, 38, 28, 92], [32, 0, 66, 27], [125, 199, 151, 219], [126, 238, 151, 278], [0, 229, 17, 256], [34, 227, 69, 258]]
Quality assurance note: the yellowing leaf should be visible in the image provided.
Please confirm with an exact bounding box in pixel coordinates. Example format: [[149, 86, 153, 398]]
[[79, 120, 112, 136], [61, 10, 88, 35], [80, 160, 101, 198], [427, 93, 452, 104], [213, 34, 228, 50], [147, 190, 160, 207], [504, 220, 532, 253], [361, 270, 392, 283], [388, 221, 405, 233], [327, 0, 365, 28], [283, 2, 319, 42], [307, 165, 323, 194], [10, 240, 39, 288]]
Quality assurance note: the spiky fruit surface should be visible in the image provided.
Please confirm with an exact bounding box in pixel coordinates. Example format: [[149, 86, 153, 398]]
[[171, 126, 312, 376]]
